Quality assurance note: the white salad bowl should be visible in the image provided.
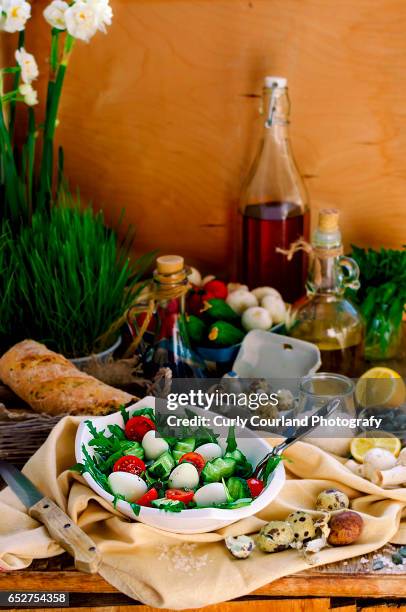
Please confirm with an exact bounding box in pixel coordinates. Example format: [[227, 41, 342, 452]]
[[75, 396, 285, 534]]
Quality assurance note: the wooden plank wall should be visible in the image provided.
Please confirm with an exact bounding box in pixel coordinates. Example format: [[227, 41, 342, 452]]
[[5, 0, 406, 275]]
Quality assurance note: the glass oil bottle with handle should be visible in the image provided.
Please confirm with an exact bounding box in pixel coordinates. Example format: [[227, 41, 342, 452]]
[[239, 76, 310, 303], [144, 255, 206, 379], [288, 209, 364, 376]]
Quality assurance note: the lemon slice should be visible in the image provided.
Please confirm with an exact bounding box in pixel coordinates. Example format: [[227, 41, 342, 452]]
[[355, 367, 406, 408], [351, 433, 401, 463]]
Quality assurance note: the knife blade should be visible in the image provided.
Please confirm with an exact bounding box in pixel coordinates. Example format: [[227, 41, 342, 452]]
[[0, 460, 101, 574]]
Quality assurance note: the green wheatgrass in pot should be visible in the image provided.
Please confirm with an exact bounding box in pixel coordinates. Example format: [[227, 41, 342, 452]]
[[5, 198, 154, 358]]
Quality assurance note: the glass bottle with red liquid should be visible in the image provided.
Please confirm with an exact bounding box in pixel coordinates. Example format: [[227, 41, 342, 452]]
[[239, 76, 310, 303]]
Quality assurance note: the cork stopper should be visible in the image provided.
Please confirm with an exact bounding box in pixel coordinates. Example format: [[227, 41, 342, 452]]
[[318, 208, 339, 232], [156, 255, 184, 275]]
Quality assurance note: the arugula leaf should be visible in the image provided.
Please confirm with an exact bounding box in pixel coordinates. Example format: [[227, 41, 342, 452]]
[[129, 502, 141, 516], [70, 463, 85, 474], [184, 408, 219, 445], [129, 407, 156, 422], [73, 444, 112, 493], [225, 425, 237, 453], [214, 498, 252, 510], [107, 424, 126, 440], [113, 493, 125, 509], [120, 404, 130, 424], [262, 454, 283, 482]]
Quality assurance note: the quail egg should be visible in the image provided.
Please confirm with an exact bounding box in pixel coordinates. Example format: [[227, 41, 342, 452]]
[[225, 535, 255, 559], [256, 521, 294, 553], [286, 511, 316, 542], [315, 488, 350, 512]]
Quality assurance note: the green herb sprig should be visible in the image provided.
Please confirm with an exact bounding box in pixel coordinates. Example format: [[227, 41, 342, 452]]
[[347, 245, 406, 353]]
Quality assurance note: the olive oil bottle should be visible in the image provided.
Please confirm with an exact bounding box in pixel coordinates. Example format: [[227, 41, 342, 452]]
[[288, 209, 364, 376]]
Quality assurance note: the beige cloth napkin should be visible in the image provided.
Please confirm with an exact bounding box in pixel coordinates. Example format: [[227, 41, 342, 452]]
[[1, 416, 406, 609]]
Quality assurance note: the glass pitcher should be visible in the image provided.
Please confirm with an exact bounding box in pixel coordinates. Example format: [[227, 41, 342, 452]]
[[288, 209, 364, 376]]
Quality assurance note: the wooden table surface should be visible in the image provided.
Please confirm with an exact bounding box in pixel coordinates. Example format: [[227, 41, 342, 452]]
[[1, 551, 406, 612]]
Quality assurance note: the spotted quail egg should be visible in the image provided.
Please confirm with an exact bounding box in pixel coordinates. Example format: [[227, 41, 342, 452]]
[[286, 511, 316, 542], [225, 535, 255, 559], [256, 521, 294, 553], [315, 488, 350, 512]]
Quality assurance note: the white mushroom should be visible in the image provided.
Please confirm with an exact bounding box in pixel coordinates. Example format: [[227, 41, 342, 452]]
[[252, 286, 282, 302], [241, 306, 272, 331], [227, 282, 249, 294], [226, 289, 258, 315], [361, 463, 381, 485], [376, 465, 406, 487], [363, 448, 397, 470], [261, 294, 287, 324], [397, 448, 406, 466], [345, 459, 364, 476]]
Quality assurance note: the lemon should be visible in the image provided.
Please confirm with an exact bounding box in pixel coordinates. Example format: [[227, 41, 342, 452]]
[[355, 367, 406, 408], [351, 433, 401, 463]]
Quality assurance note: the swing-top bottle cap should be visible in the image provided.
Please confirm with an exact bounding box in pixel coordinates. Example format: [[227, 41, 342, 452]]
[[264, 76, 287, 89], [156, 255, 185, 275], [318, 208, 339, 232]]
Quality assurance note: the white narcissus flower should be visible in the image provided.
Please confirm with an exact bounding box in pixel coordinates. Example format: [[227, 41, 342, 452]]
[[19, 83, 38, 106], [43, 0, 69, 30], [0, 0, 31, 32], [89, 0, 113, 33], [64, 0, 112, 42], [65, 1, 98, 42], [15, 48, 39, 84]]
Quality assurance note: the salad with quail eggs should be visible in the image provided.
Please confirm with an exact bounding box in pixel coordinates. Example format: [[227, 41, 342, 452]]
[[73, 405, 282, 515]]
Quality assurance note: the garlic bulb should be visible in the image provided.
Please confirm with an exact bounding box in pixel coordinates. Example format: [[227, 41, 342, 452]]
[[226, 289, 258, 314], [188, 267, 202, 286], [261, 295, 286, 324], [202, 274, 216, 286], [241, 306, 272, 331], [252, 286, 282, 302]]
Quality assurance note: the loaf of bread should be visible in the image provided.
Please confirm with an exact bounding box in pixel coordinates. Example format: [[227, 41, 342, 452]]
[[0, 340, 135, 415]]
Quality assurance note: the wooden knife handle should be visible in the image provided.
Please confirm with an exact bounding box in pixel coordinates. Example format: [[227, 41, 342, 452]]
[[29, 497, 101, 574]]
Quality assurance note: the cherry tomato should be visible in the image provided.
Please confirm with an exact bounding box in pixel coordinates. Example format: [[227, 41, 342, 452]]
[[125, 415, 156, 441], [187, 289, 205, 316], [179, 452, 206, 473], [165, 489, 195, 504], [137, 488, 158, 507], [113, 455, 146, 476], [247, 478, 265, 498], [203, 279, 228, 300]]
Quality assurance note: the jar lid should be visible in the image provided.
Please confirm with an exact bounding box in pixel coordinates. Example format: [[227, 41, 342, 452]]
[[264, 76, 287, 89], [156, 255, 184, 275], [318, 208, 339, 232]]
